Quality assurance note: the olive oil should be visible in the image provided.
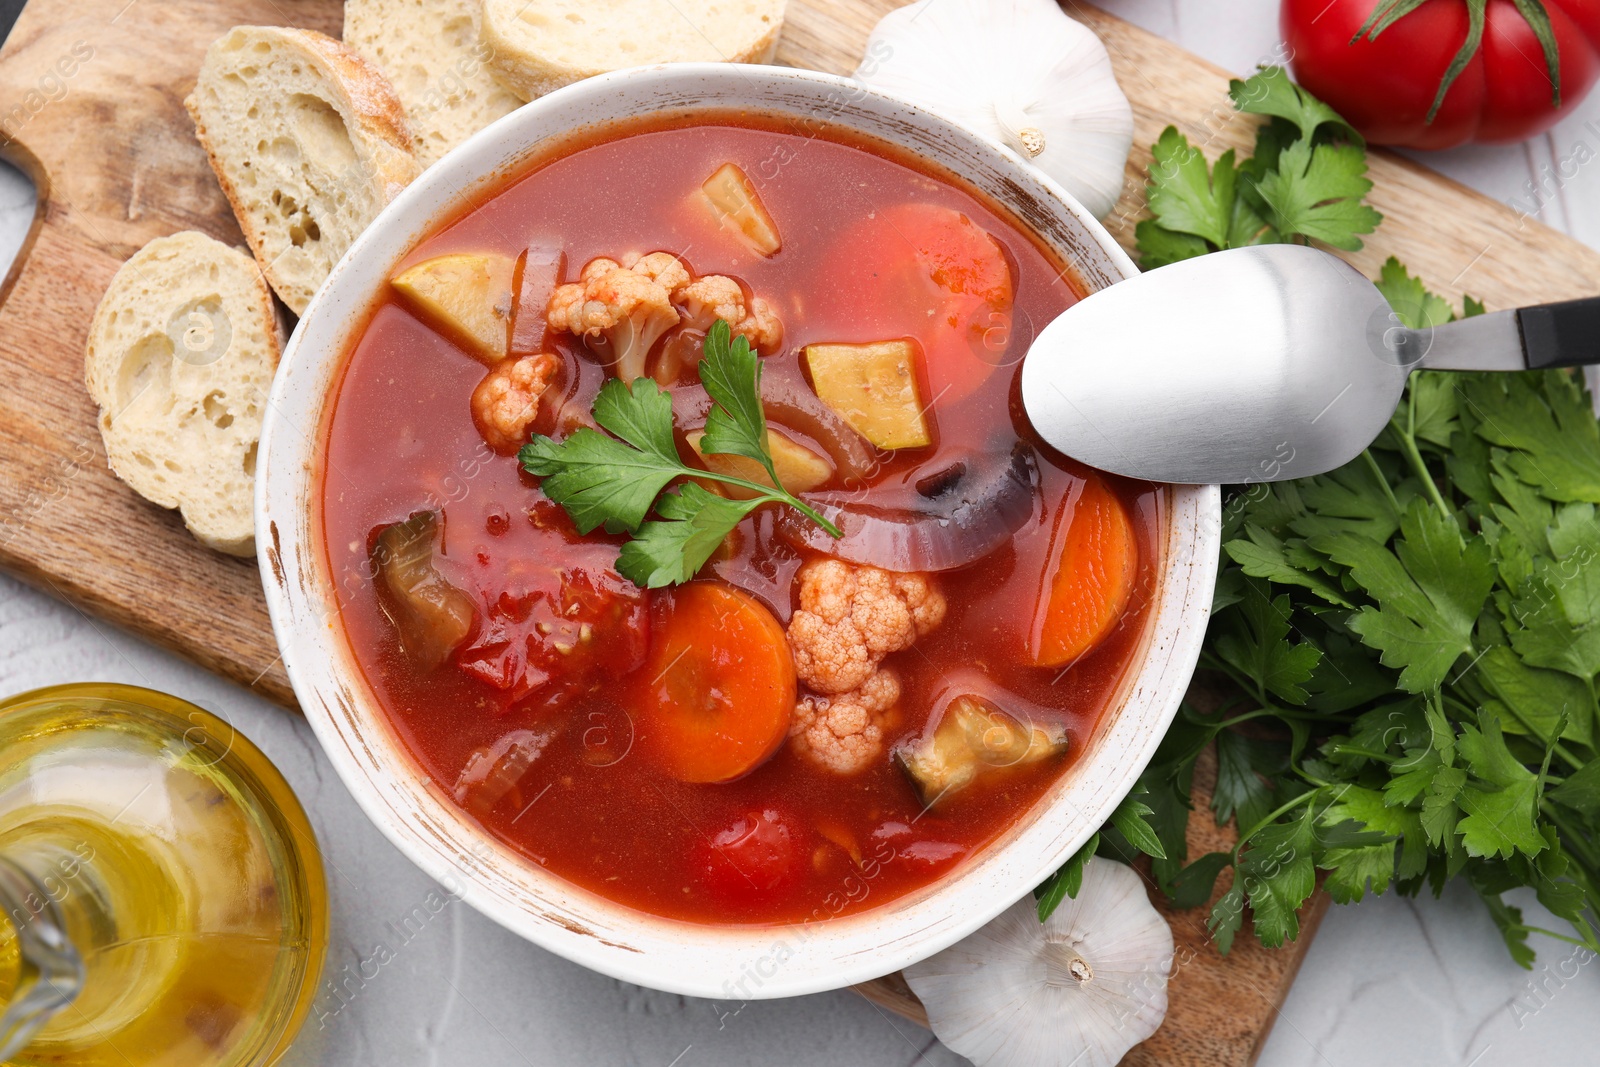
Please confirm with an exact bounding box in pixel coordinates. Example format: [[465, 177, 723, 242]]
[[0, 686, 326, 1067]]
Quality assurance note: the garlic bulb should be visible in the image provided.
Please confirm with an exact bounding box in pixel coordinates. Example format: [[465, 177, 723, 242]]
[[853, 0, 1134, 220], [903, 858, 1172, 1067]]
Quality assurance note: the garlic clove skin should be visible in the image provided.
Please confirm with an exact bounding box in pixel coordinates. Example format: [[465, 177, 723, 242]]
[[904, 858, 1173, 1067], [854, 0, 1134, 220]]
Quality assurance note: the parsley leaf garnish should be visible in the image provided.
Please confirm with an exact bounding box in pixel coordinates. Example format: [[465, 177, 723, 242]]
[[520, 320, 841, 588]]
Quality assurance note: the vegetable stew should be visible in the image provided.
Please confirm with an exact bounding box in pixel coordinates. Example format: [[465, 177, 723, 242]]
[[319, 114, 1162, 925]]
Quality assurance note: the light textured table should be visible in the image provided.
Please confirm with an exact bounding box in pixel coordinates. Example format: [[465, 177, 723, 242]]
[[2, 2, 1599, 1064]]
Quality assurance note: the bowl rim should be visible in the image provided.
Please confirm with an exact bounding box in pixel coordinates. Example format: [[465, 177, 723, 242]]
[[257, 61, 1220, 999]]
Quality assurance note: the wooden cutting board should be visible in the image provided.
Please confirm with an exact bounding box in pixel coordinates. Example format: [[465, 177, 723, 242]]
[[2, 1, 1595, 1063]]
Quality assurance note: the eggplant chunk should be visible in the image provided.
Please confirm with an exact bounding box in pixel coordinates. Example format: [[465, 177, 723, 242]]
[[895, 693, 1068, 807], [371, 511, 476, 669]]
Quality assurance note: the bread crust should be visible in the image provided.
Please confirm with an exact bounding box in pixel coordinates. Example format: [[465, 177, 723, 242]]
[[84, 231, 282, 556], [343, 0, 523, 167], [185, 26, 421, 314], [481, 0, 787, 100]]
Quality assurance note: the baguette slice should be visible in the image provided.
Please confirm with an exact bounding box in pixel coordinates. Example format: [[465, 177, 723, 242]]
[[186, 26, 421, 315], [85, 232, 283, 557], [344, 0, 522, 167], [481, 0, 787, 100]]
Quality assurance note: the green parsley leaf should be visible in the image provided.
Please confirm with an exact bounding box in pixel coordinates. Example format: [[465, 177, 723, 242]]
[[1229, 65, 1364, 146], [697, 321, 778, 484], [1146, 129, 1243, 250], [1109, 792, 1168, 861], [1374, 256, 1456, 330], [1253, 139, 1382, 250], [616, 484, 761, 589], [1289, 461, 1409, 543], [1506, 507, 1600, 681], [521, 321, 841, 586], [519, 381, 684, 535], [1549, 759, 1600, 816], [1474, 887, 1537, 969], [1465, 372, 1600, 502], [1212, 729, 1285, 832], [1224, 524, 1353, 608], [1138, 127, 1275, 268], [1315, 501, 1495, 694], [1133, 218, 1211, 269], [1456, 711, 1546, 859], [1035, 831, 1099, 919], [1167, 852, 1232, 909], [1237, 806, 1318, 948], [1210, 578, 1323, 704], [1475, 644, 1595, 747], [1207, 883, 1246, 955]]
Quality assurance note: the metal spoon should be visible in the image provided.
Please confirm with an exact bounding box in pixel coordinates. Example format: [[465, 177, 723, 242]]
[[1019, 244, 1600, 484]]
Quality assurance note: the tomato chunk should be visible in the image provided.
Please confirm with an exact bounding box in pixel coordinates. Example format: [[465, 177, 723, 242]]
[[695, 808, 804, 903], [1030, 474, 1138, 667], [455, 551, 650, 712], [635, 583, 795, 783], [824, 202, 1015, 408]]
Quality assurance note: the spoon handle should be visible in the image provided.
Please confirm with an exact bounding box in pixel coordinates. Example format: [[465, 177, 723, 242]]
[[1417, 298, 1600, 372], [1517, 296, 1600, 369]]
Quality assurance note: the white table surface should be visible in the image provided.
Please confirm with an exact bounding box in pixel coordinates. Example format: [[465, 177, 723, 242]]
[[3, 2, 1599, 1064]]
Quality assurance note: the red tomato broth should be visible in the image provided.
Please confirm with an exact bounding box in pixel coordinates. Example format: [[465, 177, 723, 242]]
[[319, 114, 1163, 925]]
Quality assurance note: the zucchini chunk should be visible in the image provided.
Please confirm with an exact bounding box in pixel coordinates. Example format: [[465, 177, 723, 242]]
[[895, 693, 1068, 807], [391, 252, 516, 363], [700, 162, 782, 257], [803, 339, 932, 450]]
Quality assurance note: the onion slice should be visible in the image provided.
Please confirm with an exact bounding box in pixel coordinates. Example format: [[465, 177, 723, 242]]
[[776, 442, 1039, 572]]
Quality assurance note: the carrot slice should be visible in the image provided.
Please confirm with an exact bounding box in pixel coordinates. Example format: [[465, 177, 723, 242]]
[[635, 583, 796, 783], [1030, 474, 1138, 667]]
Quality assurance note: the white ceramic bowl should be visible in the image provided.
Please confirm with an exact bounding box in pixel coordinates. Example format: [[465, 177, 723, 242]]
[[257, 63, 1220, 999]]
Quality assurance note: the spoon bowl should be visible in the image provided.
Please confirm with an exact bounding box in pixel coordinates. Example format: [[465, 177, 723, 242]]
[[1021, 245, 1407, 484]]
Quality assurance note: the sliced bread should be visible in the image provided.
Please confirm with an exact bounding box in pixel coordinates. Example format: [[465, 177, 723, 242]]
[[481, 0, 787, 100], [186, 26, 421, 315], [343, 0, 522, 168], [84, 231, 283, 556]]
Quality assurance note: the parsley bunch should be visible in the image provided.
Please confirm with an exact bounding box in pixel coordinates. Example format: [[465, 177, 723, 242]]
[[519, 320, 840, 588], [1137, 66, 1383, 267], [1053, 266, 1600, 965], [1044, 74, 1600, 969]]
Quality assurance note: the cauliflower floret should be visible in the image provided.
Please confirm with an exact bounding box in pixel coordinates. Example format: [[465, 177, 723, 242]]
[[546, 256, 684, 381], [676, 274, 784, 353], [471, 352, 560, 454], [787, 559, 947, 694], [579, 257, 622, 282], [791, 669, 902, 775], [546, 250, 787, 381], [626, 251, 692, 292]]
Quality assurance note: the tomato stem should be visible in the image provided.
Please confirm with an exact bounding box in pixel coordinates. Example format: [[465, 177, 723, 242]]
[[1511, 0, 1564, 108], [1356, 0, 1564, 124]]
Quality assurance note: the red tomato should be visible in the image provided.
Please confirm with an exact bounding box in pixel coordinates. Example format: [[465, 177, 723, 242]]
[[1283, 0, 1600, 148], [453, 546, 650, 712], [823, 202, 1015, 407], [695, 809, 804, 903]]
